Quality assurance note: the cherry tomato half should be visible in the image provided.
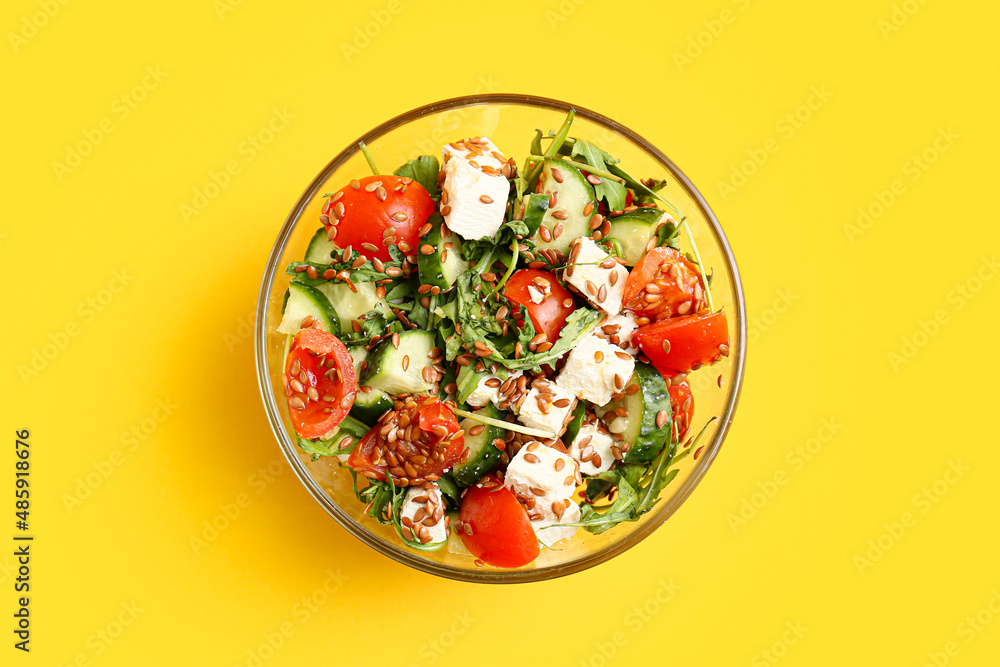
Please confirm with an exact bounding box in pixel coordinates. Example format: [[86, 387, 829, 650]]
[[323, 174, 436, 263], [284, 328, 357, 439], [633, 311, 730, 375], [459, 476, 539, 568], [347, 396, 464, 485], [623, 247, 707, 321], [504, 269, 576, 343], [666, 375, 694, 440]]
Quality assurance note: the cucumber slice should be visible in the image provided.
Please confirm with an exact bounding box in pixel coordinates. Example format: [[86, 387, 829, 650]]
[[533, 159, 596, 255], [519, 192, 550, 237], [314, 281, 386, 335], [602, 362, 672, 463], [417, 213, 465, 289], [304, 227, 337, 264], [606, 208, 671, 266], [347, 346, 392, 423], [276, 282, 340, 334], [361, 329, 437, 395], [451, 404, 503, 485]]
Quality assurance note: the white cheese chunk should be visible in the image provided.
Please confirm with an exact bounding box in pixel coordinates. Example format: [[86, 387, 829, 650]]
[[516, 380, 577, 437], [565, 237, 629, 315], [568, 423, 617, 475], [531, 500, 581, 547], [557, 335, 635, 406], [400, 483, 449, 545], [440, 137, 510, 241], [504, 442, 579, 521], [466, 371, 522, 408], [593, 311, 639, 354], [441, 137, 508, 171]]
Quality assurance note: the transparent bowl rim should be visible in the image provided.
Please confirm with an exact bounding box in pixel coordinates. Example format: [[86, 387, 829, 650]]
[[255, 93, 747, 583]]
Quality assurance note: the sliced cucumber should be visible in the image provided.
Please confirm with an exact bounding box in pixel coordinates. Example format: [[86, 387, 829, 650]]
[[518, 192, 550, 237], [451, 404, 503, 485], [606, 208, 671, 266], [533, 159, 596, 255], [314, 281, 386, 335], [417, 212, 466, 289], [347, 346, 393, 423], [602, 362, 672, 463], [276, 282, 340, 334], [304, 227, 337, 264], [361, 329, 437, 395]]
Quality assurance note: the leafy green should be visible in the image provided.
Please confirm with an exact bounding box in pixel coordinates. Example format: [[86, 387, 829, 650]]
[[504, 307, 602, 372], [393, 155, 440, 195], [566, 418, 717, 534], [569, 138, 628, 210]]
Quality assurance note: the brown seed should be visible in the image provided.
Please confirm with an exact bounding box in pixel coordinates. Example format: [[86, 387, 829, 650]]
[[392, 332, 400, 349], [307, 387, 319, 402], [479, 194, 494, 204], [334, 201, 346, 218], [539, 226, 552, 243], [597, 284, 608, 303], [662, 339, 671, 354], [594, 350, 605, 363], [529, 486, 546, 497], [678, 300, 692, 315], [614, 374, 625, 390], [551, 210, 568, 220], [536, 341, 553, 353], [592, 454, 603, 468], [589, 214, 604, 231], [586, 174, 603, 185], [468, 424, 485, 437], [656, 409, 668, 429], [523, 453, 541, 464], [401, 355, 410, 371], [585, 280, 598, 295], [441, 205, 452, 216], [551, 167, 564, 183], [288, 396, 305, 410], [564, 475, 575, 486], [289, 378, 304, 394], [719, 344, 730, 357], [420, 244, 435, 255], [484, 377, 502, 388]]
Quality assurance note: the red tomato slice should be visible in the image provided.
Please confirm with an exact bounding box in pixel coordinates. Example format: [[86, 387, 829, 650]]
[[459, 477, 539, 568], [323, 174, 436, 263], [633, 311, 730, 374], [504, 269, 576, 343], [666, 376, 694, 440], [284, 329, 356, 439], [347, 396, 464, 485], [622, 247, 707, 321]]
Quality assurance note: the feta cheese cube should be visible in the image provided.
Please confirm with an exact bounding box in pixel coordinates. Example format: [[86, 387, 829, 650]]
[[465, 371, 522, 409], [515, 379, 577, 437], [399, 482, 449, 545], [568, 423, 617, 475], [565, 237, 629, 315], [593, 311, 638, 354], [557, 335, 635, 406], [504, 441, 579, 520], [441, 137, 508, 171], [440, 137, 510, 241], [531, 499, 581, 547]]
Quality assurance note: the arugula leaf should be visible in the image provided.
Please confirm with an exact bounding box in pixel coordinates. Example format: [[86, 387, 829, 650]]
[[569, 138, 627, 210], [504, 307, 601, 372], [393, 155, 440, 195], [295, 417, 370, 461], [577, 477, 640, 534]]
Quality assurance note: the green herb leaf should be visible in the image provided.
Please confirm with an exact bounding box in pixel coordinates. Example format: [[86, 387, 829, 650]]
[[393, 155, 440, 195], [569, 138, 627, 210]]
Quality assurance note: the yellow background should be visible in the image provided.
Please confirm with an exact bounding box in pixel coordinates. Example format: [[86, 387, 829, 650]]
[[3, 0, 999, 665]]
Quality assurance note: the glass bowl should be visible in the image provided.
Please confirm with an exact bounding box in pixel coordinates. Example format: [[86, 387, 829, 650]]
[[255, 94, 746, 583]]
